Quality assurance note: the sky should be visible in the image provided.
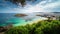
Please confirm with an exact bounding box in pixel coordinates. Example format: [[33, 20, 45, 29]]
[[0, 0, 60, 13]]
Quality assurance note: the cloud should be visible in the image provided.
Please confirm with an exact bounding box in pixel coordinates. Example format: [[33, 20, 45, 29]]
[[0, 0, 60, 13], [14, 0, 60, 13], [44, 0, 60, 12]]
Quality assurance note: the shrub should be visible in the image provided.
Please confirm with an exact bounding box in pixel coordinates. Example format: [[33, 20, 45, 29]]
[[35, 20, 60, 34], [5, 26, 29, 34], [5, 20, 60, 34]]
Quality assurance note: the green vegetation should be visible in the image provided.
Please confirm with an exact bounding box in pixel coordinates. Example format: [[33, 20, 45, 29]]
[[59, 16, 60, 21], [5, 20, 60, 34]]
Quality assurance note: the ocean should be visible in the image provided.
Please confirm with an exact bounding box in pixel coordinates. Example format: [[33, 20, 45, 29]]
[[0, 13, 47, 26]]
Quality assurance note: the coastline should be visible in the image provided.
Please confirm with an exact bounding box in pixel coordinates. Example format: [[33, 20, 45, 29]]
[[13, 17, 48, 26], [27, 17, 48, 25]]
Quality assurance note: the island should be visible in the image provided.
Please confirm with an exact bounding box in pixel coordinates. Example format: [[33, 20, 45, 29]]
[[15, 14, 28, 17]]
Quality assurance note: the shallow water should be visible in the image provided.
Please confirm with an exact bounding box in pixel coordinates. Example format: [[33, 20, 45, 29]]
[[0, 13, 47, 26]]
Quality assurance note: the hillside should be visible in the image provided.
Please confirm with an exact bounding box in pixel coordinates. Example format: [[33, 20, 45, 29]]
[[5, 20, 60, 34]]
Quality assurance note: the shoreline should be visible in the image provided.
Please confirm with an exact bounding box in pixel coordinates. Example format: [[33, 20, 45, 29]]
[[13, 17, 48, 26]]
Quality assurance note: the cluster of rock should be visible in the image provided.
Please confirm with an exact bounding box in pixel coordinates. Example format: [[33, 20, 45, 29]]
[[0, 24, 13, 34]]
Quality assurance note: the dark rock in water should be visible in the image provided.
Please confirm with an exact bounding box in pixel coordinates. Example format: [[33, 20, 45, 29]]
[[36, 14, 41, 16], [15, 14, 28, 17], [25, 19, 32, 22]]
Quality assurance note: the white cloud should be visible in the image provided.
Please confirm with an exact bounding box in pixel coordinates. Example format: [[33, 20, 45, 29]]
[[2, 0, 60, 13], [11, 1, 47, 13]]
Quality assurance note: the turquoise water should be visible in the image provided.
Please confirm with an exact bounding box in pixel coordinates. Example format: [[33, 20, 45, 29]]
[[8, 17, 47, 26], [0, 13, 47, 26]]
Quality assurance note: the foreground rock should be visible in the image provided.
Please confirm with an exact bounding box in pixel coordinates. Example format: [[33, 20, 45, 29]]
[[0, 24, 13, 34]]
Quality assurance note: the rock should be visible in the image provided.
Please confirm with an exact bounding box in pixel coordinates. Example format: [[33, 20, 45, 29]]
[[0, 24, 13, 33], [0, 26, 7, 32], [15, 14, 28, 17], [0, 32, 5, 34]]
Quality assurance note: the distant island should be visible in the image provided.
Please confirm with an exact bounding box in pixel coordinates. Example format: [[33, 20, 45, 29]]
[[15, 14, 28, 17]]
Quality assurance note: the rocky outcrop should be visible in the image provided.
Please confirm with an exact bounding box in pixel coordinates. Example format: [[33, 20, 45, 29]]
[[15, 14, 28, 17], [0, 24, 13, 34]]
